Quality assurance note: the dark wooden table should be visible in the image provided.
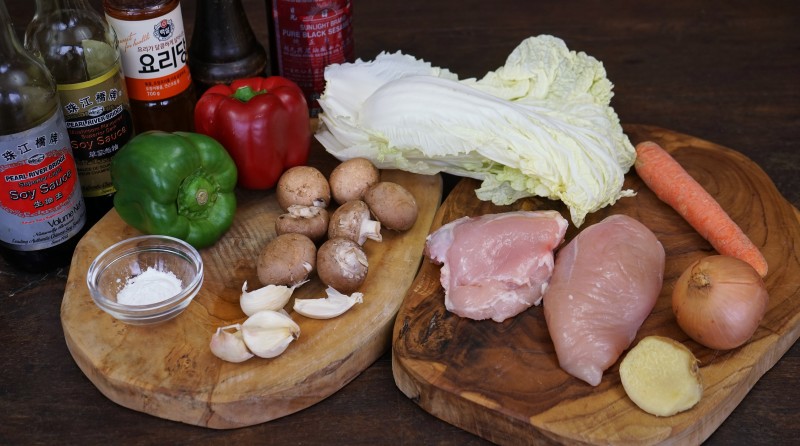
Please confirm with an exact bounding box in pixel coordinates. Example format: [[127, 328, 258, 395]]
[[2, 0, 798, 444]]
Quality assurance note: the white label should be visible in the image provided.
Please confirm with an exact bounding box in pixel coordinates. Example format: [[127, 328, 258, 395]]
[[0, 111, 86, 251], [106, 6, 192, 101]]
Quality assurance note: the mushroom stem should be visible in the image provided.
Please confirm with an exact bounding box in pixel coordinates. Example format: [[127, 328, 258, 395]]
[[359, 219, 382, 244], [328, 200, 382, 245]]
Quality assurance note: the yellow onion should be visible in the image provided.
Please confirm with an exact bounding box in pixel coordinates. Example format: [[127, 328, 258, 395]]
[[672, 255, 769, 350]]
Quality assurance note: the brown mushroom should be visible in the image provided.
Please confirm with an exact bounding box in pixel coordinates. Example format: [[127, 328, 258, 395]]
[[329, 157, 380, 205], [276, 166, 331, 211], [316, 237, 368, 294], [363, 182, 418, 231], [275, 205, 330, 242], [328, 200, 381, 245], [257, 233, 316, 286]]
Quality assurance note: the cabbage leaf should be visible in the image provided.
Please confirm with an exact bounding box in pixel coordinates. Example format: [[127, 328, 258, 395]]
[[315, 35, 635, 226]]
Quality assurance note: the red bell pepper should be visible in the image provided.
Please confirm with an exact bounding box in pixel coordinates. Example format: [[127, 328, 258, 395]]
[[194, 76, 311, 190]]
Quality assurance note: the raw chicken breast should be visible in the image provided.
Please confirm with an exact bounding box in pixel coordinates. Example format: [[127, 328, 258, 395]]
[[543, 214, 665, 386], [425, 210, 568, 322]]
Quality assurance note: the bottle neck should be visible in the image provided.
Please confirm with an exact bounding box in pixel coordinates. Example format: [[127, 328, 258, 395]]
[[33, 0, 57, 18], [0, 1, 23, 58], [0, 0, 60, 134], [40, 0, 96, 12], [26, 0, 121, 83], [103, 0, 180, 21], [44, 0, 104, 20]]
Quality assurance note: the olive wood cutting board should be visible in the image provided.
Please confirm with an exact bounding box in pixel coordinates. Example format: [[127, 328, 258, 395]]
[[392, 125, 800, 445], [60, 137, 442, 428]]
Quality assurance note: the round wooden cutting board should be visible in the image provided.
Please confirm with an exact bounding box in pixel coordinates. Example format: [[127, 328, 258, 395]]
[[60, 143, 442, 429], [392, 125, 800, 445]]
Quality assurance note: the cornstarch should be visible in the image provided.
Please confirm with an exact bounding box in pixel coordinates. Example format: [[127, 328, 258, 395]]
[[117, 267, 183, 306]]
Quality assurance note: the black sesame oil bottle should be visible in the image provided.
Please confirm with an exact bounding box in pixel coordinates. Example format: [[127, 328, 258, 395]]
[[266, 0, 355, 115]]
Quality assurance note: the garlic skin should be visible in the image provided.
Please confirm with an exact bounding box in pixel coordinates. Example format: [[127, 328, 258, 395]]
[[294, 286, 364, 319], [241, 310, 301, 358], [210, 324, 255, 363], [240, 280, 305, 316]]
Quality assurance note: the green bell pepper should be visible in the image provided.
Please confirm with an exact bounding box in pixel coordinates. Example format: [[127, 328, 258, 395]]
[[111, 131, 238, 249]]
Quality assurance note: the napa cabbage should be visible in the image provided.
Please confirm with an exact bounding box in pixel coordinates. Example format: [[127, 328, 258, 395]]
[[315, 35, 635, 226]]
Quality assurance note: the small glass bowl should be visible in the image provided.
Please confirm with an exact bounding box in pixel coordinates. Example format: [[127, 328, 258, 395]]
[[86, 235, 204, 325]]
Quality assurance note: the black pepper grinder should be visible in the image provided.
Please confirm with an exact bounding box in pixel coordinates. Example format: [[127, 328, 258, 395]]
[[188, 0, 268, 94]]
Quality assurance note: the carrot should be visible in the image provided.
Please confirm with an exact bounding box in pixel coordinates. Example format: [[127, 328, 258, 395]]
[[634, 140, 768, 277]]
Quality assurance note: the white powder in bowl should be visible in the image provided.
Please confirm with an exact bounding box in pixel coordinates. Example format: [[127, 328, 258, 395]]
[[116, 267, 183, 306]]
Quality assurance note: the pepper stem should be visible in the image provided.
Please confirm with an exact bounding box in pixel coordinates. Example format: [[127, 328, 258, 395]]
[[196, 189, 209, 206], [233, 86, 267, 102]]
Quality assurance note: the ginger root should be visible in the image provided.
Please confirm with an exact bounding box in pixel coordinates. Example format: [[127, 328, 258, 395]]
[[619, 335, 703, 417]]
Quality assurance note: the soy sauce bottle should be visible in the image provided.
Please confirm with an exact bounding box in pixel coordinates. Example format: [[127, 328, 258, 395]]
[[103, 0, 196, 132], [25, 0, 135, 227], [0, 0, 87, 272]]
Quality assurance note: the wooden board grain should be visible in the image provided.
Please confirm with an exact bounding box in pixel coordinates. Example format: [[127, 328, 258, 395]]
[[60, 142, 442, 429], [392, 125, 800, 445]]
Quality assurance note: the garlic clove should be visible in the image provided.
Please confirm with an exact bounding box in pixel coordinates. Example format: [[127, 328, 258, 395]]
[[210, 324, 254, 363], [241, 310, 301, 358], [294, 286, 364, 319], [240, 280, 305, 316]]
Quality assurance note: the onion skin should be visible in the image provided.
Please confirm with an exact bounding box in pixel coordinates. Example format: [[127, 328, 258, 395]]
[[672, 255, 769, 350]]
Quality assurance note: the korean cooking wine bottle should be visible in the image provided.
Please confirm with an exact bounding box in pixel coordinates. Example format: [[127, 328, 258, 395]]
[[266, 0, 354, 115], [103, 0, 196, 132], [25, 0, 135, 227], [0, 0, 87, 272]]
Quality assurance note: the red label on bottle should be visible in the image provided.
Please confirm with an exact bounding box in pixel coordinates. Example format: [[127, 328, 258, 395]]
[[0, 149, 79, 216], [0, 111, 86, 251], [272, 0, 354, 115]]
